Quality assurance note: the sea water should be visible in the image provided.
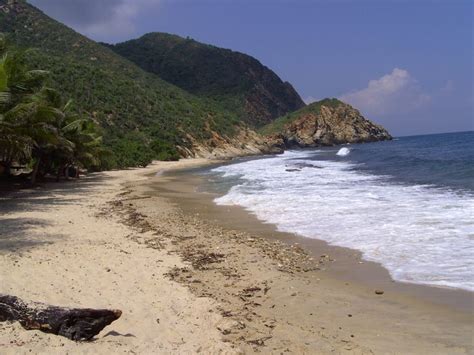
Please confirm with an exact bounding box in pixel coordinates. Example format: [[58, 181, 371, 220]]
[[206, 131, 474, 291]]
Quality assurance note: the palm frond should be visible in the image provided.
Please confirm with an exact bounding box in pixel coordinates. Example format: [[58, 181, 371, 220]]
[[62, 118, 88, 133], [0, 91, 11, 106], [0, 61, 7, 92], [63, 99, 74, 113]]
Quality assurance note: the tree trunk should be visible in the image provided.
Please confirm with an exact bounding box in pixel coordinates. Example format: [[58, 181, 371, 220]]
[[31, 155, 41, 185], [56, 163, 64, 182], [4, 161, 12, 177], [0, 294, 121, 341]]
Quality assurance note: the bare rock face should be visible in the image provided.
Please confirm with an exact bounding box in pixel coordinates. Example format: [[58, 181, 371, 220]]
[[265, 99, 392, 148], [178, 126, 283, 160], [183, 99, 391, 159]]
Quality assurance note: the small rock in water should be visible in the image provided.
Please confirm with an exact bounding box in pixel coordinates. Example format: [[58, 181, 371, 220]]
[[375, 289, 384, 295]]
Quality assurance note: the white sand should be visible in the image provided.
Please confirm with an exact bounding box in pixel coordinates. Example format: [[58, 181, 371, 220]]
[[0, 159, 234, 354]]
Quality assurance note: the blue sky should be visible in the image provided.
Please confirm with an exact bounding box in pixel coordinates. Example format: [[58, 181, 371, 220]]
[[29, 0, 473, 136]]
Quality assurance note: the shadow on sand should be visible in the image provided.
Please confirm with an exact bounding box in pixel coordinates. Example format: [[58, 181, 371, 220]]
[[0, 173, 108, 253]]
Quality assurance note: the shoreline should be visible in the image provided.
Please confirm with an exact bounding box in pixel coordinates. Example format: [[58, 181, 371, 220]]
[[132, 162, 473, 352], [164, 166, 473, 312], [0, 158, 472, 353]]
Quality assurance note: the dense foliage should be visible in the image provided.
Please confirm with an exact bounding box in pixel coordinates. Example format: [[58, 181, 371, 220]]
[[0, 35, 104, 183], [107, 32, 305, 127], [0, 0, 241, 168], [259, 98, 343, 135]]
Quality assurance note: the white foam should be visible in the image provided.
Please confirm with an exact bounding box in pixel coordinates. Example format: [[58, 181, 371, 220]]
[[337, 147, 350, 156], [212, 150, 474, 291]]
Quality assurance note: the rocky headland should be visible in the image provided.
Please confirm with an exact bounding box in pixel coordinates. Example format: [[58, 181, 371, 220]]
[[262, 98, 392, 148]]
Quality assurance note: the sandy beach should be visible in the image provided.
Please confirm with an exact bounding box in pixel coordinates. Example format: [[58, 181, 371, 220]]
[[0, 158, 473, 354], [0, 159, 234, 354]]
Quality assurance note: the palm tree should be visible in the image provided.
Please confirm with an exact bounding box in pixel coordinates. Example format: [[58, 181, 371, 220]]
[[0, 34, 52, 177], [48, 99, 103, 181], [0, 34, 103, 183]]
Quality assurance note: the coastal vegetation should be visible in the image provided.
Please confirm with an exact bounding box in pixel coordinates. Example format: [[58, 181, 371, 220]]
[[0, 0, 391, 177], [0, 35, 105, 183], [106, 32, 305, 127], [0, 0, 243, 168]]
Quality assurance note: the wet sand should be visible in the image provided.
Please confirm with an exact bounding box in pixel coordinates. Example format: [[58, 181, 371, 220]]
[[132, 164, 474, 353], [163, 167, 474, 312]]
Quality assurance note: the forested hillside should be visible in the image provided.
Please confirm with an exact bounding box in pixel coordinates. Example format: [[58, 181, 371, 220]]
[[107, 33, 305, 127], [0, 0, 242, 167]]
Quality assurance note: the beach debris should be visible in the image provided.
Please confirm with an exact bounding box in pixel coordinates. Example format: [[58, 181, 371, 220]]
[[0, 294, 121, 341], [242, 286, 261, 293], [294, 163, 323, 169], [247, 335, 272, 346], [374, 289, 384, 295], [216, 318, 240, 335], [182, 248, 225, 270], [221, 310, 234, 317]]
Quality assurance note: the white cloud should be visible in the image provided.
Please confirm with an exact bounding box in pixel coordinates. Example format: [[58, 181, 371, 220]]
[[440, 79, 454, 93], [304, 96, 319, 104], [30, 0, 161, 42], [339, 68, 430, 115], [78, 0, 161, 41]]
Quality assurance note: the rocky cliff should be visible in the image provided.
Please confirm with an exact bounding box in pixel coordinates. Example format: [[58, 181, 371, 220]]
[[179, 126, 283, 160], [106, 33, 305, 127], [262, 98, 392, 148]]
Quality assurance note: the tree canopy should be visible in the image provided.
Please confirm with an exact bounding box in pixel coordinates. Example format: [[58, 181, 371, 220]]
[[0, 34, 105, 183]]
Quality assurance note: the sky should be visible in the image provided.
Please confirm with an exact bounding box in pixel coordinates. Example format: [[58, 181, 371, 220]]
[[29, 0, 473, 136]]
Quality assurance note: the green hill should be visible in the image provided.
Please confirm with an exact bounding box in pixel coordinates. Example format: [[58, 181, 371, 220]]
[[107, 33, 305, 127], [0, 0, 243, 167]]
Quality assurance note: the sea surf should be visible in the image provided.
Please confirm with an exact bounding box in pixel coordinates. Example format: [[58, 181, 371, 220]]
[[204, 131, 474, 291]]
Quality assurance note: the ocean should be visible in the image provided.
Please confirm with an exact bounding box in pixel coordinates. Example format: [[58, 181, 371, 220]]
[[204, 131, 474, 291]]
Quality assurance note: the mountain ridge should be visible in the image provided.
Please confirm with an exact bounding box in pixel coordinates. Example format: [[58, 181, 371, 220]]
[[0, 0, 392, 167], [106, 32, 305, 127], [0, 0, 266, 166]]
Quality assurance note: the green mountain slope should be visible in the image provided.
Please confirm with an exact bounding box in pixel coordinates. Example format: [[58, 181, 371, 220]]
[[261, 98, 392, 146], [107, 33, 305, 127], [0, 0, 242, 167]]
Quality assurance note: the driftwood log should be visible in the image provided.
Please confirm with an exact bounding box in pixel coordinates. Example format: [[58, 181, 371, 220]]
[[0, 294, 122, 341]]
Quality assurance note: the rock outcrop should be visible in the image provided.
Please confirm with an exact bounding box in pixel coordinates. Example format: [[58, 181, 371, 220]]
[[179, 126, 283, 160], [263, 98, 392, 148]]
